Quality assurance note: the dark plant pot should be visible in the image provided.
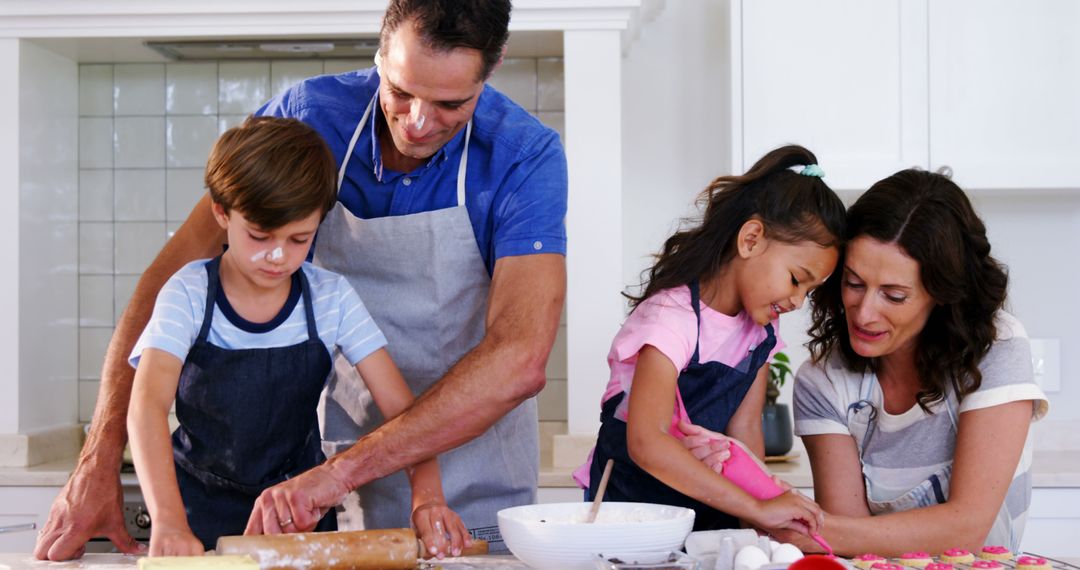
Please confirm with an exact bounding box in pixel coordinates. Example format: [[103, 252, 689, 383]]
[[762, 403, 793, 457]]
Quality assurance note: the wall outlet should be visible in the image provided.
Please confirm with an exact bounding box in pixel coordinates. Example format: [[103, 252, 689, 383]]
[[1030, 338, 1060, 393]]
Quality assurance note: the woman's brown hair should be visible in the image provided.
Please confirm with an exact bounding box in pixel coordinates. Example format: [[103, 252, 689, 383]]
[[627, 145, 846, 309], [806, 169, 1009, 408], [205, 116, 337, 230]]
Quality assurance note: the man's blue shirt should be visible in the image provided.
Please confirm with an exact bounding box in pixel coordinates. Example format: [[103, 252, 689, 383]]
[[256, 67, 568, 275]]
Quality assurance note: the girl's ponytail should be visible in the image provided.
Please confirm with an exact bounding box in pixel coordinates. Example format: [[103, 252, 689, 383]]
[[628, 145, 846, 309]]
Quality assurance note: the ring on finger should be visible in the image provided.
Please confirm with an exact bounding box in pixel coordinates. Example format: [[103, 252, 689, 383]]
[[279, 517, 294, 527]]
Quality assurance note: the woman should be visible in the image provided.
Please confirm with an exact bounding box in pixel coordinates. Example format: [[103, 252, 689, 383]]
[[790, 169, 1048, 555]]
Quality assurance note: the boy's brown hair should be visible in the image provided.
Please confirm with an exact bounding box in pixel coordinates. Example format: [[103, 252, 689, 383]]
[[205, 116, 337, 229]]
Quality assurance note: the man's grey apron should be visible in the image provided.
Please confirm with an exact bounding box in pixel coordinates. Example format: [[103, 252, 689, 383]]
[[847, 373, 1015, 547], [312, 94, 538, 552]]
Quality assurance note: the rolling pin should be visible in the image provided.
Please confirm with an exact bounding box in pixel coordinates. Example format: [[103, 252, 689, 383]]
[[216, 528, 488, 569]]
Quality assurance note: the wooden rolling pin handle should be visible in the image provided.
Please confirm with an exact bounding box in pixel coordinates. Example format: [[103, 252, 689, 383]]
[[418, 537, 489, 558]]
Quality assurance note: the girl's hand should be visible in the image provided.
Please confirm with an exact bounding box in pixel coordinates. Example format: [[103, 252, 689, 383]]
[[676, 419, 732, 474], [412, 502, 471, 559], [751, 489, 824, 537], [149, 525, 204, 557]]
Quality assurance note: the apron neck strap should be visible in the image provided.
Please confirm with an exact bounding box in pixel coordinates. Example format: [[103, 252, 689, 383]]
[[688, 280, 703, 364], [297, 266, 320, 341], [456, 119, 472, 207], [198, 257, 223, 343]]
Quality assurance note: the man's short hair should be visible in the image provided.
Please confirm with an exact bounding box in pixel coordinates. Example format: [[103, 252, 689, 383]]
[[205, 116, 337, 230], [381, 0, 511, 81]]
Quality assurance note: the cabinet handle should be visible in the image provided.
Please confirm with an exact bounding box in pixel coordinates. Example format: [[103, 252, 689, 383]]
[[935, 165, 954, 179]]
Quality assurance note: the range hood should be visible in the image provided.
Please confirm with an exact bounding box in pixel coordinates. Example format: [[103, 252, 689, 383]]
[[146, 38, 379, 60]]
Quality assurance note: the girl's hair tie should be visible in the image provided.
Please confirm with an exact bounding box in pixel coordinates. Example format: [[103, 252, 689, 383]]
[[800, 164, 825, 178]]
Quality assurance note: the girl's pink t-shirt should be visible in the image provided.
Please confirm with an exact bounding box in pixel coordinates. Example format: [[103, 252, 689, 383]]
[[573, 285, 784, 487]]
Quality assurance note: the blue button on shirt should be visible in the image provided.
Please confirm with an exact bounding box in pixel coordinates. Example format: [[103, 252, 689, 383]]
[[256, 67, 568, 275]]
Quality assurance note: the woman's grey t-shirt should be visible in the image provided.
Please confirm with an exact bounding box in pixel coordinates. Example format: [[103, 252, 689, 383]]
[[793, 312, 1049, 549]]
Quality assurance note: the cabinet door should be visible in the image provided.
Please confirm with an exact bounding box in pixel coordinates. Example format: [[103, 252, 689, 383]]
[[929, 0, 1080, 189], [737, 0, 928, 191]]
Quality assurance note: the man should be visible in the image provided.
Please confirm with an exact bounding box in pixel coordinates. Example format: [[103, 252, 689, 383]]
[[35, 0, 566, 559]]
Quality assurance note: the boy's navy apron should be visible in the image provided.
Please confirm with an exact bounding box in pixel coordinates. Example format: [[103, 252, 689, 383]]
[[313, 93, 538, 553], [587, 280, 776, 531], [172, 256, 337, 549]]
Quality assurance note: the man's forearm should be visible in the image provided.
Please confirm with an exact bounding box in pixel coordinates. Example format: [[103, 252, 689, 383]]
[[327, 335, 546, 491]]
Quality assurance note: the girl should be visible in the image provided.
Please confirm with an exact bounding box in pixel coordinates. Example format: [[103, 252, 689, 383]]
[[573, 145, 845, 535], [127, 117, 468, 557]]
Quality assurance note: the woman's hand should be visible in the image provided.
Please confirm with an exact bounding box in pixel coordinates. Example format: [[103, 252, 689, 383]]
[[149, 524, 204, 557], [751, 489, 825, 537], [676, 419, 731, 474], [412, 502, 470, 559]]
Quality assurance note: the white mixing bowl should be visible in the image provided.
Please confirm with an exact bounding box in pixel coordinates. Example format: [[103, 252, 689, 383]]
[[497, 502, 695, 570]]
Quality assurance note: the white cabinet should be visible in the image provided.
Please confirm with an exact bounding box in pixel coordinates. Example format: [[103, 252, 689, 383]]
[[731, 0, 1080, 191], [1022, 488, 1080, 557], [0, 486, 61, 553]]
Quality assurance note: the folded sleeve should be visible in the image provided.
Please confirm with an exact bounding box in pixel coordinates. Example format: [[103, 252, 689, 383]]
[[610, 296, 694, 373], [793, 359, 851, 437], [129, 273, 200, 369], [959, 334, 1049, 421], [334, 277, 389, 366]]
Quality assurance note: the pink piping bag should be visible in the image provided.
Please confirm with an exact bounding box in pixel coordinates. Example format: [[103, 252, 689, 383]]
[[721, 442, 834, 555]]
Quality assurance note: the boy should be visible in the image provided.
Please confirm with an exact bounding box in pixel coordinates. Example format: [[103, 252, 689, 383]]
[[127, 117, 467, 556]]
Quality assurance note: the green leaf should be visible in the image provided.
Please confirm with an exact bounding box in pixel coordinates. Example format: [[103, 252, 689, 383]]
[[773, 352, 790, 363]]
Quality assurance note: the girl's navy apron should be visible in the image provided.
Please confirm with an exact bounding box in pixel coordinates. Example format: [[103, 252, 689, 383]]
[[172, 256, 337, 549], [587, 280, 776, 531]]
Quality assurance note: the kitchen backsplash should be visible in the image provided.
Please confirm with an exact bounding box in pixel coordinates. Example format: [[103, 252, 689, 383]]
[[76, 58, 568, 431]]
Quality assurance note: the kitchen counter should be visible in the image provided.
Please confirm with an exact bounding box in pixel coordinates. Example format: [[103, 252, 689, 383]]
[[539, 449, 1080, 489], [0, 554, 530, 568], [6, 450, 1080, 489]]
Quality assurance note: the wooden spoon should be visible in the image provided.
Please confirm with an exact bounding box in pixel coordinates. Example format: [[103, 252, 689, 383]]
[[586, 458, 615, 523]]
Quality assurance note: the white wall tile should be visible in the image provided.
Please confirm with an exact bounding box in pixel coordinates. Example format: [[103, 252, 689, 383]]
[[271, 60, 324, 101], [78, 328, 112, 379], [166, 168, 207, 222], [114, 169, 165, 221], [323, 59, 375, 75], [545, 324, 568, 379], [219, 61, 270, 115], [79, 65, 114, 117], [166, 62, 218, 115], [114, 275, 140, 323], [79, 169, 113, 222], [114, 222, 167, 274], [218, 114, 249, 135], [488, 58, 537, 111], [114, 117, 165, 168], [167, 115, 217, 168], [79, 118, 113, 169], [78, 222, 113, 274], [78, 381, 101, 423], [114, 64, 165, 116], [537, 58, 564, 111], [538, 378, 568, 422], [537, 111, 565, 144], [79, 275, 113, 327]]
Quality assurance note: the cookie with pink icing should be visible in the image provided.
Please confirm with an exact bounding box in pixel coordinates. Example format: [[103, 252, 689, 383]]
[[1016, 556, 1053, 570], [871, 563, 905, 570], [926, 564, 954, 570], [979, 546, 1012, 561], [940, 549, 975, 564], [853, 554, 887, 570], [899, 552, 934, 568], [972, 561, 1004, 569]]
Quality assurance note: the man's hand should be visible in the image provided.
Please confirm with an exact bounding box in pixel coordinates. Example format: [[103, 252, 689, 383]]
[[677, 419, 732, 474], [244, 464, 351, 535], [34, 459, 145, 560]]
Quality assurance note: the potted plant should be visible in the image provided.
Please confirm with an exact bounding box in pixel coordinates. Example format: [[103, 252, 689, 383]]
[[761, 352, 794, 456]]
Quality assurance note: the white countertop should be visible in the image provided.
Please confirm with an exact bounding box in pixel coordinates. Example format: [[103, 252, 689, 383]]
[[4, 451, 1080, 489]]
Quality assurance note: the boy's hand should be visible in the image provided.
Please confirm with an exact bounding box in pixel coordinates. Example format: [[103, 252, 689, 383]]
[[149, 525, 204, 557], [676, 419, 732, 474], [412, 502, 470, 559]]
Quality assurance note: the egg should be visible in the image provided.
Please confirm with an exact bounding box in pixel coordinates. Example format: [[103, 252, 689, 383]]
[[772, 542, 805, 564], [735, 545, 771, 570]]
